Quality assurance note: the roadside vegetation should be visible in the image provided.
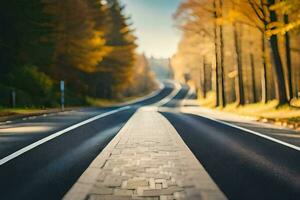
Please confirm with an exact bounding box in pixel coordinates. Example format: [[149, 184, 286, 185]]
[[197, 91, 300, 130], [0, 0, 156, 109], [172, 0, 300, 127], [0, 108, 48, 117]]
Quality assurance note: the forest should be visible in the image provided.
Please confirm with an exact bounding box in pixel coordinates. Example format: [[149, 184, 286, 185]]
[[0, 0, 156, 108], [172, 0, 300, 108]]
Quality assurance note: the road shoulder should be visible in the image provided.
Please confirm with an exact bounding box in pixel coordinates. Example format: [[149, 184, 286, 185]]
[[180, 106, 300, 148]]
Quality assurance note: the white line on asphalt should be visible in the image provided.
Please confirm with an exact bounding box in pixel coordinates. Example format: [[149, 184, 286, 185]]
[[201, 115, 300, 152], [0, 106, 131, 166], [154, 82, 182, 107]]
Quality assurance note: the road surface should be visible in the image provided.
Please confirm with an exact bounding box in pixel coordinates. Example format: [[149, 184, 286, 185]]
[[0, 83, 174, 200], [0, 82, 300, 200], [162, 112, 300, 200]]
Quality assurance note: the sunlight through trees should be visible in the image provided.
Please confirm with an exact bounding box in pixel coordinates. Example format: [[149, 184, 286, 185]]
[[172, 0, 300, 107]]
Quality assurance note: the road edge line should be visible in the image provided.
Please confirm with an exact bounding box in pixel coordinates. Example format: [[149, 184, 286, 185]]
[[187, 112, 300, 152], [154, 81, 182, 107], [0, 106, 131, 166]]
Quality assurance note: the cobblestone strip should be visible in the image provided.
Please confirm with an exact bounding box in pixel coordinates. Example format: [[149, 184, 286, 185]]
[[64, 108, 227, 200]]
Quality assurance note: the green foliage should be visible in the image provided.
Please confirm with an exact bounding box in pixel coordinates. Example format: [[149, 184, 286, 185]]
[[6, 66, 56, 106], [0, 0, 54, 74], [0, 84, 33, 107], [0, 0, 154, 108], [98, 0, 137, 98]]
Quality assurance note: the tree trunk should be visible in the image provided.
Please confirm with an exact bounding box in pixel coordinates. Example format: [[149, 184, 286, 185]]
[[250, 53, 257, 103], [261, 31, 268, 103], [219, 0, 226, 107], [284, 14, 293, 100], [296, 64, 299, 98], [269, 35, 288, 105], [213, 0, 220, 107], [219, 28, 226, 107], [268, 0, 288, 105], [201, 55, 207, 98], [233, 22, 245, 106]]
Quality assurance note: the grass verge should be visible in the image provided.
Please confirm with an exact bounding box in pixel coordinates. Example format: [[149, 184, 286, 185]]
[[197, 91, 300, 130]]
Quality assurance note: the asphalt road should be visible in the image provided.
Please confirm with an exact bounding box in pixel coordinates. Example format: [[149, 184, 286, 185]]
[[0, 82, 175, 200], [162, 112, 300, 200], [1, 82, 300, 200], [0, 83, 174, 159], [163, 84, 189, 107]]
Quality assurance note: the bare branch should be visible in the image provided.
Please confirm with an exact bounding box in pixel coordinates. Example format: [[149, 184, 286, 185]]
[[248, 0, 266, 23]]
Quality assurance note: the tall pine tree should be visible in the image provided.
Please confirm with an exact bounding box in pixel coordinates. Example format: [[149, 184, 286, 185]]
[[100, 0, 137, 98]]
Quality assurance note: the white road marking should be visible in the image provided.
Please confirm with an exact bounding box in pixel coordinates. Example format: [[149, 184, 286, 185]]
[[200, 115, 300, 152], [154, 82, 181, 107], [0, 106, 131, 166]]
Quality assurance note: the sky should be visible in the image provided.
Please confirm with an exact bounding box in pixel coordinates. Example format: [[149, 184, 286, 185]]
[[120, 0, 182, 58]]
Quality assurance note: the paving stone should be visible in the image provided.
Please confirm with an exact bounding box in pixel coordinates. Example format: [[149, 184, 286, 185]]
[[114, 189, 134, 196], [173, 191, 186, 199], [155, 183, 162, 189], [64, 109, 227, 200], [89, 186, 113, 195], [155, 179, 168, 189], [132, 197, 159, 200], [177, 179, 196, 188], [166, 180, 177, 187], [140, 186, 184, 196], [88, 194, 132, 200], [103, 177, 122, 187], [159, 195, 174, 200], [142, 173, 170, 179], [125, 179, 149, 189]]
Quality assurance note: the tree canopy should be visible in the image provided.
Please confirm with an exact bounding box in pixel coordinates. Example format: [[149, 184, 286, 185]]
[[0, 0, 156, 107]]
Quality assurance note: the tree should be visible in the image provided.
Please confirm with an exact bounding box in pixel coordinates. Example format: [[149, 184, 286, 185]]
[[174, 0, 226, 107], [230, 0, 289, 105], [213, 0, 221, 106], [233, 21, 246, 105], [266, 0, 289, 105], [43, 0, 109, 99], [284, 14, 293, 100], [0, 0, 53, 74], [0, 0, 56, 106], [270, 0, 294, 100], [225, 0, 269, 103], [100, 0, 137, 98], [0, 0, 143, 106], [218, 0, 226, 107]]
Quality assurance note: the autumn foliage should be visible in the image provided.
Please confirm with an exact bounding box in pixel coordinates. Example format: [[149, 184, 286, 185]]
[[173, 0, 300, 107], [0, 0, 156, 107]]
